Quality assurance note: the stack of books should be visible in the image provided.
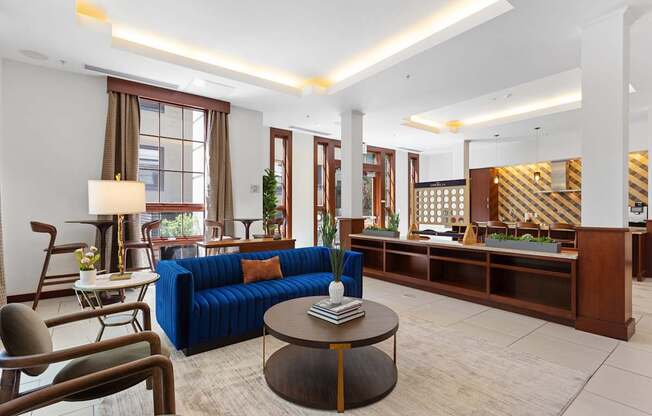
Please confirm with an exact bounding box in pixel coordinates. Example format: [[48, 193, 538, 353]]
[[308, 297, 365, 325]]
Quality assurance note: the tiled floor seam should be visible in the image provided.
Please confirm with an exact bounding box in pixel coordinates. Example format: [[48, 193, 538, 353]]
[[560, 341, 623, 414], [579, 389, 652, 416], [503, 320, 547, 347]]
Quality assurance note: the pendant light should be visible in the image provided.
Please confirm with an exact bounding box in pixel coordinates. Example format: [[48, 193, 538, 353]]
[[493, 135, 500, 184], [533, 127, 542, 183]]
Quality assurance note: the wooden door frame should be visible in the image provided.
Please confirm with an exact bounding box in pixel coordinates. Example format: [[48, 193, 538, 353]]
[[270, 128, 293, 238]]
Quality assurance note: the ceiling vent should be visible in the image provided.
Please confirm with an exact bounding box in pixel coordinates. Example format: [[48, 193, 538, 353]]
[[84, 65, 179, 90], [288, 126, 332, 136]]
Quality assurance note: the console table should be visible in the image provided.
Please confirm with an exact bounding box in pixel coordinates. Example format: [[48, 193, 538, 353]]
[[196, 238, 295, 256], [350, 234, 577, 324]]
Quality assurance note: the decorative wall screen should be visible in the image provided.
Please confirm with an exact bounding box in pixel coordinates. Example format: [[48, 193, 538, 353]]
[[415, 179, 470, 226]]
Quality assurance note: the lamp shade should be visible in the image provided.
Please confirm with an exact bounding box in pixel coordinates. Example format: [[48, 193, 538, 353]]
[[88, 180, 146, 215]]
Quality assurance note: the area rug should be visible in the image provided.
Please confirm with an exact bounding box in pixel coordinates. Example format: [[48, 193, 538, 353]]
[[97, 314, 587, 415]]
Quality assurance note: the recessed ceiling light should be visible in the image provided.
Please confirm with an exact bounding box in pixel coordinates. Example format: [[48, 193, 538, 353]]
[[494, 133, 500, 138], [19, 49, 48, 61], [405, 74, 411, 80], [534, 126, 541, 130], [504, 93, 512, 99]]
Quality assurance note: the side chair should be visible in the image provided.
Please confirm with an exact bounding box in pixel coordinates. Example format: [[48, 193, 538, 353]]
[[0, 302, 175, 415]]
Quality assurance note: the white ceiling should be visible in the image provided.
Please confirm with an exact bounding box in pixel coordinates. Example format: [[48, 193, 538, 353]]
[[0, 0, 650, 152]]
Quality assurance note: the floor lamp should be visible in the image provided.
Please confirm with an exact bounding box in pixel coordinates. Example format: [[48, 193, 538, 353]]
[[88, 175, 146, 280]]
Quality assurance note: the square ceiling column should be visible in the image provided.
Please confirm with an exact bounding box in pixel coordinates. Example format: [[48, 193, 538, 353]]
[[580, 6, 634, 227], [340, 110, 364, 218]]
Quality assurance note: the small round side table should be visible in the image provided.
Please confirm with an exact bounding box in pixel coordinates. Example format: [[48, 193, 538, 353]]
[[73, 271, 159, 342]]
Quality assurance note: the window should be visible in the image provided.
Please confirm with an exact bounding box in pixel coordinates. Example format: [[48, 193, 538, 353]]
[[138, 98, 206, 239], [408, 153, 420, 227], [270, 128, 292, 238], [313, 138, 395, 244]]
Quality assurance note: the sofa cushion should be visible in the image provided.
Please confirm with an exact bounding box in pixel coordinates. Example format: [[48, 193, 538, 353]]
[[242, 256, 283, 284], [175, 247, 330, 291], [189, 273, 359, 345]]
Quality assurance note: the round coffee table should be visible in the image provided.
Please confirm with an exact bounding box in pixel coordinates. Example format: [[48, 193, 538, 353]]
[[263, 296, 398, 413]]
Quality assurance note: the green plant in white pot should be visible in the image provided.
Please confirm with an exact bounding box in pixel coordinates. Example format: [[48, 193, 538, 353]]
[[329, 248, 345, 304], [75, 246, 100, 285]]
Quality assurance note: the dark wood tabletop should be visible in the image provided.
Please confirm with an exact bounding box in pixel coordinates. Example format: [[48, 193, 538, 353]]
[[264, 296, 399, 349]]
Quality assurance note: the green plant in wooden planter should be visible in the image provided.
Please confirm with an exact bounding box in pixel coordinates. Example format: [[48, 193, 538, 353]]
[[262, 168, 278, 235]]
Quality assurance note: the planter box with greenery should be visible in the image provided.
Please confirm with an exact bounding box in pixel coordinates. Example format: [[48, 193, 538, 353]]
[[485, 233, 562, 254], [362, 212, 400, 238]]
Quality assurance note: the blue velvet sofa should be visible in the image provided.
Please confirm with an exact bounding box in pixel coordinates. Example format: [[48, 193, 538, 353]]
[[155, 246, 363, 355]]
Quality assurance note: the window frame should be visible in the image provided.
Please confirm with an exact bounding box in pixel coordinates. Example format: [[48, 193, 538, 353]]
[[312, 137, 395, 244], [269, 128, 293, 238]]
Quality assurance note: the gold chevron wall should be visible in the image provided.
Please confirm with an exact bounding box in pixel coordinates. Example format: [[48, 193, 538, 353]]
[[497, 152, 648, 225]]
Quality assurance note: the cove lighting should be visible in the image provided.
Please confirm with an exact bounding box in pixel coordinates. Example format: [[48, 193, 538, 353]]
[[463, 92, 582, 125], [111, 26, 306, 89], [327, 0, 509, 84]]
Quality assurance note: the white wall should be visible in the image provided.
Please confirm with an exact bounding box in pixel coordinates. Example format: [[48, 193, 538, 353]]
[[1, 60, 107, 296], [229, 107, 268, 238], [291, 132, 314, 247]]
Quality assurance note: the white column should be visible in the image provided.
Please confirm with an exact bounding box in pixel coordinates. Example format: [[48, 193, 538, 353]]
[[580, 7, 633, 227], [648, 108, 652, 218], [340, 110, 364, 217]]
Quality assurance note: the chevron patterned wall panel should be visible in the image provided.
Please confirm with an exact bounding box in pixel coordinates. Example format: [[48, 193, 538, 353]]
[[497, 152, 647, 225]]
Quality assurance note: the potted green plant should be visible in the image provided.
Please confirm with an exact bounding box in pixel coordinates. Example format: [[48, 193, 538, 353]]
[[262, 168, 278, 236], [321, 213, 338, 248], [328, 247, 345, 304], [75, 246, 100, 285], [362, 211, 400, 238], [485, 233, 562, 253]]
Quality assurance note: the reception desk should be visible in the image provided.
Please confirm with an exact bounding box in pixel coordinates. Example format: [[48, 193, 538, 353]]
[[350, 234, 577, 324]]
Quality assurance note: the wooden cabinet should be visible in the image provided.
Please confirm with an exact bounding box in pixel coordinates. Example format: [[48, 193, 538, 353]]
[[351, 235, 577, 324], [470, 168, 498, 222]]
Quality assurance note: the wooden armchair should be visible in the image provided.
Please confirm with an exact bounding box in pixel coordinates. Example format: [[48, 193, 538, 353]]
[[0, 302, 175, 415]]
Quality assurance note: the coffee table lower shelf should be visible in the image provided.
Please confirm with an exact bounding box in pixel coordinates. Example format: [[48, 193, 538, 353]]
[[264, 344, 397, 412]]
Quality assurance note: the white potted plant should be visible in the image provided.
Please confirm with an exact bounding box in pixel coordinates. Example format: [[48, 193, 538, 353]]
[[75, 246, 100, 285], [328, 248, 345, 304]]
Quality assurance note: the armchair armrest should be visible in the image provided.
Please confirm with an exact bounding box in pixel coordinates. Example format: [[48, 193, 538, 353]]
[[343, 250, 363, 298], [0, 354, 175, 415], [155, 260, 194, 350], [0, 331, 161, 370], [44, 302, 151, 330]]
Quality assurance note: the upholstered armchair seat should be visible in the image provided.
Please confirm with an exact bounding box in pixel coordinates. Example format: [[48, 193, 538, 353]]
[[53, 341, 170, 401]]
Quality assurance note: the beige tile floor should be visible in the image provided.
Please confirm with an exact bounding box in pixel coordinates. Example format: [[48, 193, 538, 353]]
[[12, 277, 652, 415]]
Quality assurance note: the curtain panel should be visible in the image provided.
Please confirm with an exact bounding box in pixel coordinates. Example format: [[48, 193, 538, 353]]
[[100, 91, 141, 270], [206, 110, 234, 237]]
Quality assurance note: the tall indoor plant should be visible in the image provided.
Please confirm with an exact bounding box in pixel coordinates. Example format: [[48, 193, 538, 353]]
[[262, 168, 278, 236], [321, 213, 337, 248]]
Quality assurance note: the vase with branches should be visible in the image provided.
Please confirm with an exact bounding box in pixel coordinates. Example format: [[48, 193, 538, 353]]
[[328, 247, 346, 304], [262, 168, 278, 236]]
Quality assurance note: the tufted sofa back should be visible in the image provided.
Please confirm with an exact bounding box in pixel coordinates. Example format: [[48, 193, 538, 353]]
[[173, 246, 332, 291]]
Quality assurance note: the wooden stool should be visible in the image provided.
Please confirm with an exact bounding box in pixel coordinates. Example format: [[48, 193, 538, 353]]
[[548, 222, 577, 248], [124, 220, 160, 272], [204, 220, 235, 255], [515, 221, 541, 237], [485, 220, 509, 239], [30, 222, 88, 310]]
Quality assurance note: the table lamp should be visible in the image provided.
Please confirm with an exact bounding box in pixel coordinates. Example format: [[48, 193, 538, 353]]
[[88, 175, 146, 280]]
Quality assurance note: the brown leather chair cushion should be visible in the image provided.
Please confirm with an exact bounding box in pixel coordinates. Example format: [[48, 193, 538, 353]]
[[0, 303, 53, 376], [53, 341, 170, 401], [241, 256, 283, 284]]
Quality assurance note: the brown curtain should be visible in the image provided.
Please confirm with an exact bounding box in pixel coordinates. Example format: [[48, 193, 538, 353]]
[[206, 110, 234, 237], [100, 91, 141, 270], [0, 192, 6, 306]]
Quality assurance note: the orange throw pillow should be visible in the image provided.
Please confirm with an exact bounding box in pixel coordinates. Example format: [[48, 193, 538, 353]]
[[241, 256, 283, 284]]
